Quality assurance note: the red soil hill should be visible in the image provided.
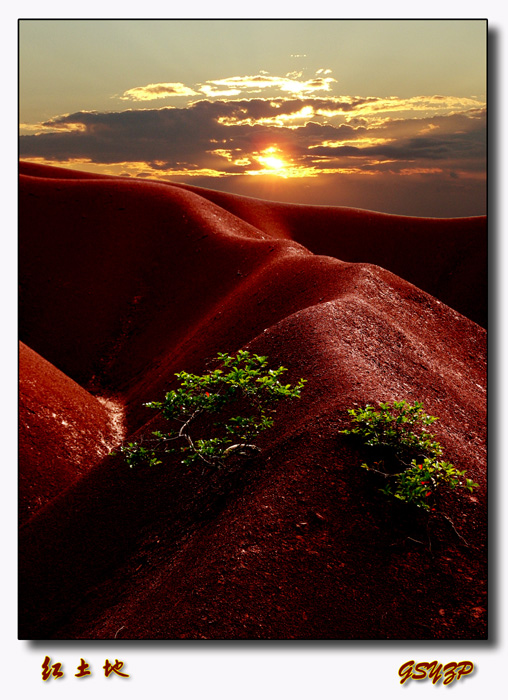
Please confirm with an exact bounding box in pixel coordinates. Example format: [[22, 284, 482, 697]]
[[20, 160, 487, 328], [18, 162, 486, 639]]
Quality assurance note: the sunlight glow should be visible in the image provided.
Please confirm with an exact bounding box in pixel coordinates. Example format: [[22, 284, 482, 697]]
[[309, 137, 395, 150], [254, 147, 290, 176], [216, 105, 315, 128]]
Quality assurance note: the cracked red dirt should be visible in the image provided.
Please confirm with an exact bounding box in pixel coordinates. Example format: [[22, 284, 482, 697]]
[[18, 161, 486, 639]]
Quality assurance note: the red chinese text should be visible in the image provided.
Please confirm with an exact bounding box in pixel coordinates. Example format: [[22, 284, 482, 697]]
[[41, 656, 64, 681], [103, 659, 130, 678], [75, 658, 92, 678]]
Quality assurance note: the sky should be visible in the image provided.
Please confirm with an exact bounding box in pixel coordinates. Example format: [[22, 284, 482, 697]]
[[19, 19, 487, 216]]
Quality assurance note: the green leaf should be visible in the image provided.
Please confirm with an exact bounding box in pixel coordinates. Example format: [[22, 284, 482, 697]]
[[117, 350, 306, 471]]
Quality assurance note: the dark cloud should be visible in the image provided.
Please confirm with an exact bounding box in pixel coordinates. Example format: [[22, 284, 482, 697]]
[[309, 133, 479, 162], [20, 97, 486, 183]]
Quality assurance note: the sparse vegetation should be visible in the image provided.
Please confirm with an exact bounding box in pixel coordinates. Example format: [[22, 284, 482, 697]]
[[119, 350, 306, 471], [341, 400, 479, 511]]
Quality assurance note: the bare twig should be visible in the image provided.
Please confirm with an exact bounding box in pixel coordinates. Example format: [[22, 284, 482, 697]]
[[436, 512, 470, 547]]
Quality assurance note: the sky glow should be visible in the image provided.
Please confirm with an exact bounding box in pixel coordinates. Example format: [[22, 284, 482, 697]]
[[19, 19, 487, 216]]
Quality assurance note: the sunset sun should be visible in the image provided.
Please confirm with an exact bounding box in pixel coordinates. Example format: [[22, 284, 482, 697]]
[[255, 147, 289, 176]]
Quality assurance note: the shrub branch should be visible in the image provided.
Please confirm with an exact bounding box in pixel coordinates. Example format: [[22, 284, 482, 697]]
[[341, 400, 479, 512], [117, 350, 306, 471]]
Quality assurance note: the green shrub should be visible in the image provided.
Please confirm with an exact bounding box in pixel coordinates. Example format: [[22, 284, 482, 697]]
[[341, 400, 479, 511], [120, 350, 306, 470]]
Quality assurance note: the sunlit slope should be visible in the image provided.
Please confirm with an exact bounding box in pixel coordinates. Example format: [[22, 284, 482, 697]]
[[19, 341, 122, 525]]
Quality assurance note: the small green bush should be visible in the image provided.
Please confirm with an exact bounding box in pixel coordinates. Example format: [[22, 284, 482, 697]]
[[341, 400, 478, 511], [120, 350, 306, 470]]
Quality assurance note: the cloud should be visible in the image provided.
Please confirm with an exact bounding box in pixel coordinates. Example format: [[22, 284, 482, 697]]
[[118, 83, 198, 101], [116, 70, 337, 103], [199, 73, 336, 97], [19, 94, 485, 188]]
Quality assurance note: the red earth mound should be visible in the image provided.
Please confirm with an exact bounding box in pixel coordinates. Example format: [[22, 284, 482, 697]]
[[20, 160, 487, 329], [18, 162, 486, 639]]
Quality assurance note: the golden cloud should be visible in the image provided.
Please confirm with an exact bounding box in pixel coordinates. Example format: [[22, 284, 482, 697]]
[[353, 95, 484, 117], [200, 73, 336, 97], [118, 83, 198, 101]]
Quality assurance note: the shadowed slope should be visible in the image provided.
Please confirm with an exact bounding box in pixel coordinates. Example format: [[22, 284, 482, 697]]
[[18, 163, 486, 640], [19, 170, 308, 424]]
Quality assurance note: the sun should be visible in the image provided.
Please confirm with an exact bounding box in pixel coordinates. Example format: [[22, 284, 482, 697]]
[[255, 147, 289, 175], [259, 153, 285, 170]]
